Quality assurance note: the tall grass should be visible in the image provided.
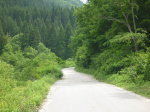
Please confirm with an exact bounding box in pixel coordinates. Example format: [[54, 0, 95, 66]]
[[0, 74, 59, 112]]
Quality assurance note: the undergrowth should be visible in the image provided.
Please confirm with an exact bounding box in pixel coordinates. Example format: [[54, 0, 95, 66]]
[[64, 58, 75, 68], [0, 75, 58, 112], [0, 34, 63, 111]]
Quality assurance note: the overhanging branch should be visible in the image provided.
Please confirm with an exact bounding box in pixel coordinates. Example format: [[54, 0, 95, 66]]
[[100, 16, 127, 25]]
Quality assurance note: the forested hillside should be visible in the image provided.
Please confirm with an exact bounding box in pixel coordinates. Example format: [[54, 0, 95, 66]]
[[0, 0, 82, 111], [72, 0, 150, 97], [0, 0, 83, 7], [44, 0, 83, 7], [0, 0, 82, 59]]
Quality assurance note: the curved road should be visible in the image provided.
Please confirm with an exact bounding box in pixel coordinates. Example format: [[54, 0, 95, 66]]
[[39, 67, 150, 112]]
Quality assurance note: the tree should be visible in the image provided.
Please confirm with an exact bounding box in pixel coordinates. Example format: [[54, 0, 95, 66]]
[[28, 27, 41, 48], [48, 23, 58, 53], [0, 0, 80, 59], [90, 0, 147, 51], [56, 25, 65, 58], [61, 9, 70, 27], [64, 23, 74, 59], [0, 23, 4, 54]]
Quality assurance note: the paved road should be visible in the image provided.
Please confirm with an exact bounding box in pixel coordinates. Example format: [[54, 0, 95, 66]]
[[39, 67, 150, 112]]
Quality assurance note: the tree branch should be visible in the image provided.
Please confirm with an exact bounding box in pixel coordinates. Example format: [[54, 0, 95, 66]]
[[100, 16, 127, 24]]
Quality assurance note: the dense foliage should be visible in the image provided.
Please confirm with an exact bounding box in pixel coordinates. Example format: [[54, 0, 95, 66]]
[[0, 34, 63, 111], [72, 0, 150, 97], [0, 0, 83, 7], [0, 0, 82, 59]]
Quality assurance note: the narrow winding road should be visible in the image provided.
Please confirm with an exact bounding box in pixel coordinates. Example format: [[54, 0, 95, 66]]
[[39, 67, 150, 112]]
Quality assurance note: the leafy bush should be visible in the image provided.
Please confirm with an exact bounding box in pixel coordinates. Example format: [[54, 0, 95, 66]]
[[89, 48, 131, 76], [144, 48, 150, 80], [23, 46, 38, 59], [0, 60, 16, 94], [75, 45, 91, 68], [64, 58, 75, 67]]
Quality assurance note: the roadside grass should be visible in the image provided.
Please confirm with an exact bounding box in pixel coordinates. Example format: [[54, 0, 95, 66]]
[[126, 82, 150, 98], [0, 74, 59, 112], [75, 67, 150, 99]]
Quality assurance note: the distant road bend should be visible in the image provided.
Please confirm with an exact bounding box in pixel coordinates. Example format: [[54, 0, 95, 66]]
[[39, 67, 150, 112]]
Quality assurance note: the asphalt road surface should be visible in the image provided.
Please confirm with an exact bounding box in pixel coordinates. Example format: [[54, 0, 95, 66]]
[[39, 67, 150, 112]]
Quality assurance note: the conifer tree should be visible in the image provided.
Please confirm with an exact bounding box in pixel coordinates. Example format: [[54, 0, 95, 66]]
[[0, 0, 80, 59], [28, 27, 41, 48], [0, 23, 4, 54], [64, 23, 73, 59], [48, 23, 58, 53], [56, 25, 65, 58]]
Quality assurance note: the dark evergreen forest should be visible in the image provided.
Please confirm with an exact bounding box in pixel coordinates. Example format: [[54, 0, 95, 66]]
[[0, 0, 82, 59]]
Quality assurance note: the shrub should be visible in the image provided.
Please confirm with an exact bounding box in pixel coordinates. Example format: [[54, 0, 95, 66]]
[[64, 58, 75, 67], [0, 60, 16, 94]]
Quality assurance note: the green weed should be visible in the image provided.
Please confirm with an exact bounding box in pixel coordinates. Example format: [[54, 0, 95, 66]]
[[0, 75, 58, 112]]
